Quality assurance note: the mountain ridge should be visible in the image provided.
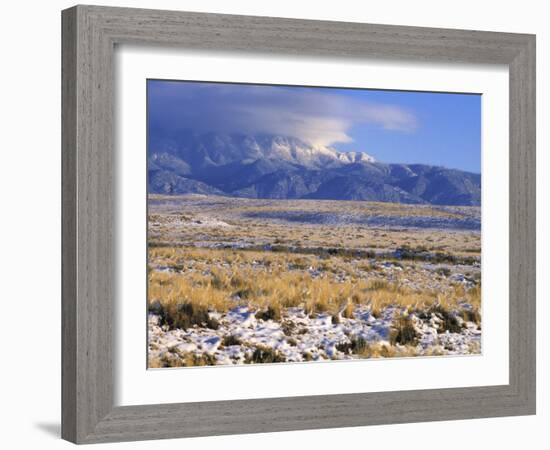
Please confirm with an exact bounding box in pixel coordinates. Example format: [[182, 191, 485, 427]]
[[148, 132, 481, 206]]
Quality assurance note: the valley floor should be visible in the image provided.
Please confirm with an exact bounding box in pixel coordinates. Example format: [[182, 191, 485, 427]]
[[147, 194, 482, 367]]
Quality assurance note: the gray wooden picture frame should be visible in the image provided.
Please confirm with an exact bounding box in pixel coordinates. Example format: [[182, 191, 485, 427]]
[[61, 4, 536, 444]]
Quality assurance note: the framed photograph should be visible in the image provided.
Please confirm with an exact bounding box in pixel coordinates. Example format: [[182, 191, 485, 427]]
[[62, 5, 536, 444]]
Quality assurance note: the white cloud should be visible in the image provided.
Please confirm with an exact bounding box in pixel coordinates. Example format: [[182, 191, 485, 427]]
[[148, 82, 418, 146]]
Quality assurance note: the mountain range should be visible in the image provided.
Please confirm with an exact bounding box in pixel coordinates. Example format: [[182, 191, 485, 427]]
[[148, 132, 481, 206]]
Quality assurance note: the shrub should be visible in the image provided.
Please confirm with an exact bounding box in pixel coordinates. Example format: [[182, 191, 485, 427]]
[[351, 336, 369, 353], [150, 300, 219, 330], [390, 317, 418, 345], [281, 320, 296, 336], [430, 305, 462, 333], [246, 346, 286, 364], [460, 308, 481, 324], [149, 351, 217, 368], [255, 305, 281, 321], [222, 335, 242, 346], [436, 267, 452, 277]]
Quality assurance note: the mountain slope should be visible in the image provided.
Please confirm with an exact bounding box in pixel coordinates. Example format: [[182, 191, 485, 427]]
[[148, 132, 481, 206], [148, 170, 225, 196]]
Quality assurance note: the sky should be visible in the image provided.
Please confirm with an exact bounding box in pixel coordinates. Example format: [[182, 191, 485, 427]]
[[148, 79, 481, 173]]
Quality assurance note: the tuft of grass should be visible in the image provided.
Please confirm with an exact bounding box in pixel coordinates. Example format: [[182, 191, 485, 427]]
[[337, 338, 407, 358], [390, 317, 418, 345], [281, 320, 297, 336], [429, 305, 463, 334], [255, 305, 281, 321], [222, 335, 242, 346], [351, 336, 369, 353], [246, 346, 286, 364], [150, 300, 219, 331], [336, 336, 368, 355], [436, 267, 452, 277], [460, 308, 481, 324], [342, 301, 355, 319], [149, 351, 217, 368], [367, 279, 390, 291]]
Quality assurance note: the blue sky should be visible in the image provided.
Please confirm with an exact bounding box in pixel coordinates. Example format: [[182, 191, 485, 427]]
[[148, 80, 481, 173]]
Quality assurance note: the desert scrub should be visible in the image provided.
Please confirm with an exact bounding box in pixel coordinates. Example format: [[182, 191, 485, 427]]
[[336, 338, 403, 358], [255, 305, 281, 321], [149, 254, 478, 320], [459, 308, 481, 324], [147, 196, 482, 367], [148, 196, 480, 258], [222, 335, 242, 346], [436, 307, 463, 333], [149, 351, 217, 368], [149, 300, 219, 331], [245, 346, 286, 364], [148, 244, 481, 325], [435, 267, 452, 277], [390, 316, 418, 345]]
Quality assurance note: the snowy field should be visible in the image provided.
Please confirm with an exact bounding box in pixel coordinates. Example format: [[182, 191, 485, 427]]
[[147, 195, 481, 367]]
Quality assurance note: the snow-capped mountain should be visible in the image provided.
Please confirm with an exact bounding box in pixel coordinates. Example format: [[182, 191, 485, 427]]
[[150, 133, 375, 170], [148, 132, 481, 206]]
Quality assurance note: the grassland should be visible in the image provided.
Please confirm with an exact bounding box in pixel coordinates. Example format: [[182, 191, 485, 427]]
[[147, 194, 481, 367]]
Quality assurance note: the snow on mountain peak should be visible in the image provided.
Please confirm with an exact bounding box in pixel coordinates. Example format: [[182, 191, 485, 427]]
[[256, 135, 375, 167], [151, 132, 375, 170], [336, 151, 376, 164]]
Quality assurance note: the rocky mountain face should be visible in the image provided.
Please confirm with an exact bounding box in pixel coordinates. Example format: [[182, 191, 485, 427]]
[[148, 132, 481, 206]]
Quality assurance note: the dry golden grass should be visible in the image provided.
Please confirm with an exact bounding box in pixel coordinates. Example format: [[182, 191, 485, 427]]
[[148, 247, 481, 321]]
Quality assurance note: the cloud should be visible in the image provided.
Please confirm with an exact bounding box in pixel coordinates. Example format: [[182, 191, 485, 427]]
[[148, 81, 417, 147]]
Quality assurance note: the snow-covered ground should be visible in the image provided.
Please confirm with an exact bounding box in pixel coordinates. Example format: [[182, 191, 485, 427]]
[[148, 304, 481, 367]]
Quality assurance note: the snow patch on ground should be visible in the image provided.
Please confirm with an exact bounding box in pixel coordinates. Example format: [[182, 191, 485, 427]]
[[148, 304, 481, 366], [241, 210, 480, 231]]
